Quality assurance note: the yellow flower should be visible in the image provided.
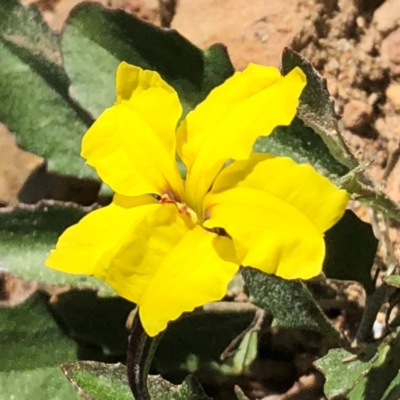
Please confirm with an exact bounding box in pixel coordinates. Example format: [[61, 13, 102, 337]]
[[46, 62, 348, 337]]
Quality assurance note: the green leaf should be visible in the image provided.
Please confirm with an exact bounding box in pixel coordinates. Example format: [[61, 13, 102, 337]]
[[232, 329, 258, 374], [154, 305, 260, 381], [54, 297, 268, 382], [323, 210, 378, 294], [0, 203, 111, 292], [0, 293, 80, 399], [61, 361, 209, 400], [0, 0, 94, 177], [61, 2, 234, 118], [54, 294, 263, 381], [385, 275, 400, 288], [254, 48, 354, 184], [1, 367, 80, 400], [254, 118, 349, 184], [315, 346, 376, 398], [281, 48, 358, 171], [51, 290, 134, 357], [235, 386, 251, 400], [316, 328, 400, 399], [0, 293, 78, 371], [280, 48, 400, 222], [381, 370, 400, 400], [241, 267, 340, 340]]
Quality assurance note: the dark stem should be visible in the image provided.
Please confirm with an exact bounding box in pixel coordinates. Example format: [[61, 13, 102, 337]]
[[356, 283, 398, 343], [126, 312, 162, 400], [158, 0, 179, 27]]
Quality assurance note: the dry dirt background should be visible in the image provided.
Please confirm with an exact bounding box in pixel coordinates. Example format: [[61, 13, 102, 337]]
[[3, 0, 400, 399]]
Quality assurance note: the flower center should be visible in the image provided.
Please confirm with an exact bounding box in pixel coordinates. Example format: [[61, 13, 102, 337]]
[[160, 193, 198, 224]]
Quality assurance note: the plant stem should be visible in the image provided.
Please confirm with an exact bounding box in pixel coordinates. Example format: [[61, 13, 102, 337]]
[[126, 312, 162, 400], [356, 283, 398, 343]]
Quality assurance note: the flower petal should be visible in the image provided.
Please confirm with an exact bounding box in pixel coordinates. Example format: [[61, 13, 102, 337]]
[[203, 156, 348, 280], [116, 62, 178, 157], [178, 64, 306, 212], [204, 187, 325, 280], [82, 63, 184, 199], [104, 205, 239, 336], [139, 227, 239, 336], [45, 194, 158, 275], [207, 154, 349, 232]]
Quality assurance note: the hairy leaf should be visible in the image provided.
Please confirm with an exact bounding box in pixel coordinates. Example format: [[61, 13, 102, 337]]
[[280, 48, 400, 221], [0, 293, 80, 399], [323, 210, 377, 294], [61, 2, 234, 118], [0, 0, 94, 177], [241, 267, 340, 340], [316, 328, 400, 399], [0, 204, 111, 292], [61, 361, 208, 400]]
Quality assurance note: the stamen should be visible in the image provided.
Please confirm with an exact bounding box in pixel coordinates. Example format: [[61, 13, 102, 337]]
[[163, 188, 181, 203], [160, 194, 176, 205], [159, 193, 198, 224]]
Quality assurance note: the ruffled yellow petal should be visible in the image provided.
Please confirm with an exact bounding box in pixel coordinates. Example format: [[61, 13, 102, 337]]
[[116, 62, 178, 158], [103, 204, 238, 336], [139, 227, 239, 336], [203, 156, 348, 279], [204, 187, 325, 280], [81, 63, 184, 199], [178, 64, 306, 212], [45, 194, 158, 275], [208, 154, 349, 232]]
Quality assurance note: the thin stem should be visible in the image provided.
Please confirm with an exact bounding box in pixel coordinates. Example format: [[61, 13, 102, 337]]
[[356, 283, 398, 343], [220, 308, 267, 361], [126, 312, 162, 400], [158, 0, 179, 27]]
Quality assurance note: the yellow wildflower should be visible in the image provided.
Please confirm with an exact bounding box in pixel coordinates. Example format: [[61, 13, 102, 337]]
[[46, 62, 349, 337]]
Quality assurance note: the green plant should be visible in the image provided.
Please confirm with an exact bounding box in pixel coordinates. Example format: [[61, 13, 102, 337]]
[[1, 1, 400, 399]]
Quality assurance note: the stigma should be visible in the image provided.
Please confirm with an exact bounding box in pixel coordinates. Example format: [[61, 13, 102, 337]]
[[160, 193, 198, 224]]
